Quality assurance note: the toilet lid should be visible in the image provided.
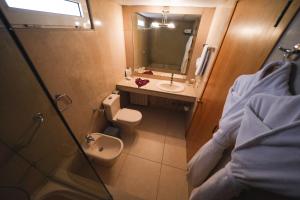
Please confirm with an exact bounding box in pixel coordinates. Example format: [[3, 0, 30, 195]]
[[116, 108, 142, 123]]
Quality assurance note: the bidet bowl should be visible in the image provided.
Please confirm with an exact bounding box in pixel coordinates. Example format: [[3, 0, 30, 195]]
[[156, 80, 185, 93], [83, 133, 123, 166]]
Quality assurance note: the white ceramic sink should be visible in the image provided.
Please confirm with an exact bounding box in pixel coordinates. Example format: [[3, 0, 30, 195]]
[[156, 80, 185, 93]]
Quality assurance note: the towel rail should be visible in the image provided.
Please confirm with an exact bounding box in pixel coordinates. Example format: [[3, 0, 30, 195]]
[[54, 93, 72, 112]]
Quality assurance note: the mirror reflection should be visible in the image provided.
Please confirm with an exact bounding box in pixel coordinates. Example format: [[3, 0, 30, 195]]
[[132, 12, 200, 74]]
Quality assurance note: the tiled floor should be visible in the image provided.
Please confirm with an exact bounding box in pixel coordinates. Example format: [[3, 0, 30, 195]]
[[93, 106, 189, 200]]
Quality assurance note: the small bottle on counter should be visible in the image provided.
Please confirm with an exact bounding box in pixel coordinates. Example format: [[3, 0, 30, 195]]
[[125, 67, 132, 80]]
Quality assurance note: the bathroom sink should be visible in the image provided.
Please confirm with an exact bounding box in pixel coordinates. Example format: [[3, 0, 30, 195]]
[[156, 81, 185, 93], [83, 133, 123, 166]]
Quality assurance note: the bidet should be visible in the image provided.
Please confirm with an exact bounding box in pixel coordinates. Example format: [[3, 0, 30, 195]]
[[83, 133, 123, 166]]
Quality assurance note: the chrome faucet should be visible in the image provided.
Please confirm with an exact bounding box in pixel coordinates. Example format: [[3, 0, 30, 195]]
[[85, 134, 95, 144], [170, 73, 174, 85]]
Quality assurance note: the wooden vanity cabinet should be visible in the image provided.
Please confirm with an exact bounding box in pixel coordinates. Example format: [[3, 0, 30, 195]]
[[186, 0, 300, 160]]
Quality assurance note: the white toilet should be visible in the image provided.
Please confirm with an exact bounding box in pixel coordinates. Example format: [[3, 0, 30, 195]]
[[103, 94, 142, 135]]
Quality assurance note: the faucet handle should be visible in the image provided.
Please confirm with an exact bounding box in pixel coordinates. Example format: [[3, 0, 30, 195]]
[[85, 134, 95, 143]]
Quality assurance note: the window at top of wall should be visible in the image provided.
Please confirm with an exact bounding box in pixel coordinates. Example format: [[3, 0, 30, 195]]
[[0, 0, 91, 29], [5, 0, 83, 17]]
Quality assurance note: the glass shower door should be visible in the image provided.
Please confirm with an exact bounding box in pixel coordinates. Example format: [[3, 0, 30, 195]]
[[0, 11, 112, 200]]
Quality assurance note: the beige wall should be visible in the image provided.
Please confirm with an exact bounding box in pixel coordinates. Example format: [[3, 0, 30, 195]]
[[0, 26, 76, 176], [194, 0, 237, 98], [0, 21, 111, 198], [15, 0, 127, 141], [0, 26, 49, 193]]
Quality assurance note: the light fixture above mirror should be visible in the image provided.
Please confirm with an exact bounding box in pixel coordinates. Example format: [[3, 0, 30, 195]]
[[150, 9, 176, 29]]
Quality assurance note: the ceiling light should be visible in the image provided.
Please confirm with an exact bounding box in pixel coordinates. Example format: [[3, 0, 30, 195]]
[[151, 21, 160, 28], [167, 22, 175, 29], [149, 9, 176, 29]]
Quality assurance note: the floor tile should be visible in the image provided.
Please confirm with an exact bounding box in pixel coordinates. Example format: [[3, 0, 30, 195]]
[[93, 153, 127, 187], [121, 132, 136, 153], [165, 111, 186, 139], [138, 108, 168, 135], [116, 155, 161, 200], [157, 165, 188, 200], [108, 185, 144, 200], [129, 129, 165, 162], [163, 136, 187, 170]]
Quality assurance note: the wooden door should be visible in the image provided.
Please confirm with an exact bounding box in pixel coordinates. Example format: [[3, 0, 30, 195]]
[[186, 0, 300, 160]]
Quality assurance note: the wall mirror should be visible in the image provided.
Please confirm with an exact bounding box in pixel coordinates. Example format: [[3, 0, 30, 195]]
[[132, 11, 200, 75]]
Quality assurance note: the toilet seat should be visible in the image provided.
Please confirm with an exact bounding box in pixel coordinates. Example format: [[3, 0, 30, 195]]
[[115, 108, 142, 124]]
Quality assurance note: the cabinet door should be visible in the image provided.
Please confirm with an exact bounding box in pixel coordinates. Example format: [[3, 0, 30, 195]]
[[186, 0, 300, 160]]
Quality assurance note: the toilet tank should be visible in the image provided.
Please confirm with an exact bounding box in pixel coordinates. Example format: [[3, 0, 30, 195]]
[[103, 94, 121, 121]]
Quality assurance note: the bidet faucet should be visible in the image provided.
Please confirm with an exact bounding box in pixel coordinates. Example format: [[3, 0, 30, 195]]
[[170, 73, 174, 85], [85, 134, 95, 144]]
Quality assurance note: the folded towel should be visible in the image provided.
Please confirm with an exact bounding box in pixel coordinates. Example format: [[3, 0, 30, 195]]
[[199, 48, 211, 76], [135, 78, 149, 88], [195, 45, 209, 76]]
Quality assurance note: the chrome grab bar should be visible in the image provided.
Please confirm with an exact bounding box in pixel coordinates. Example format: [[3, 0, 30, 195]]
[[54, 93, 72, 112]]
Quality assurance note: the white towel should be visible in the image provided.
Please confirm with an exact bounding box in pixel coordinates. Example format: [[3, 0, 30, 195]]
[[195, 45, 209, 76], [187, 61, 292, 188], [180, 36, 193, 74], [190, 94, 300, 200], [231, 94, 300, 198], [199, 49, 211, 76], [190, 164, 243, 200]]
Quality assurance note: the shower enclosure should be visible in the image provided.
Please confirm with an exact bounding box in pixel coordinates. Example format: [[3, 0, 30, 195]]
[[0, 10, 112, 200]]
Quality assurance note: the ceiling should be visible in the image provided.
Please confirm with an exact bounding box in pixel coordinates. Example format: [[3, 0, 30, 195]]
[[139, 12, 200, 21], [113, 0, 229, 7]]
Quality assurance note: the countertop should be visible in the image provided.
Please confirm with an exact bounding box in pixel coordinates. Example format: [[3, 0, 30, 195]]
[[116, 77, 197, 103]]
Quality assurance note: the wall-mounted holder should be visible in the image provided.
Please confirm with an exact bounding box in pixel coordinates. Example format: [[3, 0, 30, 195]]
[[203, 43, 215, 51], [279, 43, 300, 61], [54, 93, 72, 112], [93, 108, 105, 113]]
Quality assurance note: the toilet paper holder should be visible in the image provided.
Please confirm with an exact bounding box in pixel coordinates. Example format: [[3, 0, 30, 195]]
[[93, 108, 105, 113]]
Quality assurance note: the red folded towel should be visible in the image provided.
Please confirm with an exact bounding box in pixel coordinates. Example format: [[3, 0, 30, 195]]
[[135, 78, 150, 88]]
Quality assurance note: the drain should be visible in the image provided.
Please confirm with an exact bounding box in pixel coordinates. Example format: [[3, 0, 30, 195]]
[[98, 147, 104, 152]]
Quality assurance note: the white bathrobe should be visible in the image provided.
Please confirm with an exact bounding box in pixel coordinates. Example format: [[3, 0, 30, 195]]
[[190, 94, 300, 200], [187, 61, 292, 187]]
